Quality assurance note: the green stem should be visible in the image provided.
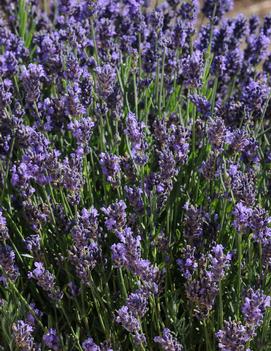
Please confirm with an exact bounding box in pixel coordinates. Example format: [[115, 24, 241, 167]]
[[218, 280, 223, 329], [59, 304, 84, 351], [119, 268, 128, 299], [237, 232, 242, 319], [89, 275, 109, 339], [203, 319, 211, 351], [9, 280, 44, 331], [133, 73, 139, 118]]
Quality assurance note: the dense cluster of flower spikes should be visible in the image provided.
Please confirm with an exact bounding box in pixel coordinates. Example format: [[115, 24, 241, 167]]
[[1, 0, 271, 350]]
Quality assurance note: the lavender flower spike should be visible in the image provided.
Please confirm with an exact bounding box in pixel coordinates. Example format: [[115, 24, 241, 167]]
[[28, 262, 63, 301], [43, 328, 60, 351], [12, 320, 38, 351], [216, 320, 252, 351], [242, 289, 271, 328], [154, 328, 183, 351], [0, 208, 9, 240]]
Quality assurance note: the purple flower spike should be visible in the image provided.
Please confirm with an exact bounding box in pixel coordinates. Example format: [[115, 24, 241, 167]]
[[82, 337, 101, 351], [12, 320, 37, 351], [116, 305, 140, 334], [0, 208, 9, 241], [216, 320, 252, 351], [28, 262, 62, 301], [102, 200, 127, 233], [0, 244, 19, 281], [21, 63, 46, 103], [202, 0, 233, 23], [125, 112, 148, 165], [242, 289, 271, 328], [154, 328, 183, 351], [68, 117, 95, 155], [99, 152, 121, 185], [43, 328, 60, 351]]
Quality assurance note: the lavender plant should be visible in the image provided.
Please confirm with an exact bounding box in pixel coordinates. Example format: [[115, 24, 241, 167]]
[[0, 0, 271, 350]]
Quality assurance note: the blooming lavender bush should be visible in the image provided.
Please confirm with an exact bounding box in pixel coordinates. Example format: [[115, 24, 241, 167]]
[[1, 0, 271, 350]]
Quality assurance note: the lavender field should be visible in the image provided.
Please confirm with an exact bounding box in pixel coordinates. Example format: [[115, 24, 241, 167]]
[[1, 0, 271, 350]]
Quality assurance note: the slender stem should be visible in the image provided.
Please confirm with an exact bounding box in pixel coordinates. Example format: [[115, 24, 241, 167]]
[[218, 280, 223, 329], [159, 48, 165, 115], [133, 73, 139, 118], [59, 304, 84, 351], [119, 268, 128, 299], [237, 232, 242, 319], [259, 242, 263, 285], [9, 280, 45, 331], [203, 319, 211, 351], [89, 275, 109, 339]]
